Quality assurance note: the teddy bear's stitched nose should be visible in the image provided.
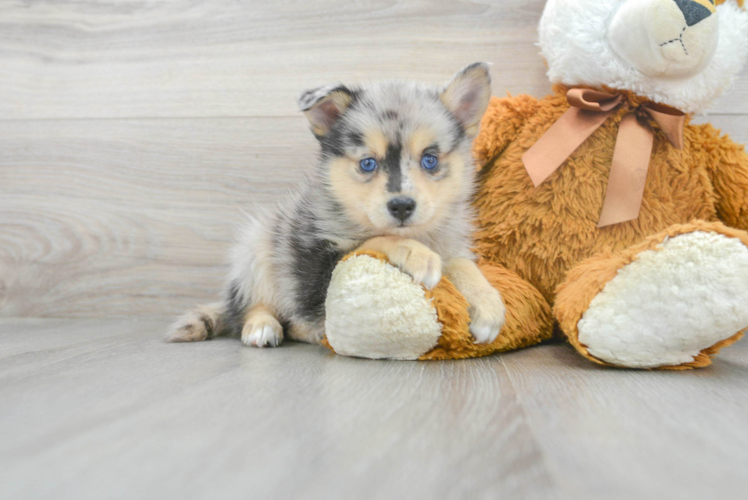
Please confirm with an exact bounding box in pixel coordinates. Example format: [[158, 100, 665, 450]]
[[674, 0, 713, 26]]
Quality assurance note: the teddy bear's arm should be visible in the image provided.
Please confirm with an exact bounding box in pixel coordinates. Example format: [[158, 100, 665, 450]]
[[702, 125, 748, 231], [473, 94, 536, 167]]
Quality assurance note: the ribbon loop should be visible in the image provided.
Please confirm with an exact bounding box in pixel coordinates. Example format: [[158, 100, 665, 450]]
[[522, 92, 620, 187], [643, 103, 686, 150], [522, 89, 685, 227], [567, 88, 623, 112]]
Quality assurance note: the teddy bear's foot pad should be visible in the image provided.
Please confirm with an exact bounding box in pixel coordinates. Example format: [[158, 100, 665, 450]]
[[578, 231, 748, 368], [325, 254, 443, 360]]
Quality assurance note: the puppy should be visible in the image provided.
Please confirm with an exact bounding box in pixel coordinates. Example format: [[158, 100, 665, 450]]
[[167, 63, 506, 348]]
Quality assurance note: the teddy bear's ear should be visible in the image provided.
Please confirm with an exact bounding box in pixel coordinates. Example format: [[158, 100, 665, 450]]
[[440, 63, 492, 136], [298, 84, 355, 138]]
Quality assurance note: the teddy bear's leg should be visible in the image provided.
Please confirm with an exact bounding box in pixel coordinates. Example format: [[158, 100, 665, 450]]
[[420, 260, 554, 359], [555, 221, 748, 369]]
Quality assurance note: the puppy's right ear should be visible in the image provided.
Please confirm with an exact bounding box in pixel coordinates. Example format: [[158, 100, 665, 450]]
[[441, 63, 492, 137], [298, 85, 354, 138]]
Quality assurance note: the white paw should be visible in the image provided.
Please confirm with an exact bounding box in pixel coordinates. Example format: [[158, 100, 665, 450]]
[[468, 288, 506, 344], [579, 231, 748, 368], [388, 240, 442, 289], [241, 319, 283, 348]]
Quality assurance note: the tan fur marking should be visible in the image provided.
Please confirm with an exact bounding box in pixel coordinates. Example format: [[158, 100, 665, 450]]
[[326, 123, 469, 237], [328, 157, 388, 231], [248, 227, 281, 309], [364, 128, 389, 158], [358, 236, 443, 289], [393, 150, 466, 235], [443, 258, 489, 298], [444, 257, 506, 343], [243, 303, 275, 323], [356, 235, 401, 253], [444, 151, 466, 178], [287, 322, 321, 344], [464, 124, 480, 137], [407, 127, 437, 157]]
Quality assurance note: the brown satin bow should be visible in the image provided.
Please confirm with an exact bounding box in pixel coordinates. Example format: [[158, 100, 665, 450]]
[[522, 88, 685, 227]]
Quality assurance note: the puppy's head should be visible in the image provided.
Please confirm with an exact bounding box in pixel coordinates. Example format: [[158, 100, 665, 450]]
[[299, 63, 491, 237]]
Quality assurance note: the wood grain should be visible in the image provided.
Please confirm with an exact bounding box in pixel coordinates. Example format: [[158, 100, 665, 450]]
[[0, 318, 560, 500], [0, 0, 555, 119], [3, 2, 748, 498], [500, 340, 748, 500], [2, 115, 747, 318], [1, 0, 748, 320], [2, 317, 748, 499], [0, 117, 314, 317], [2, 0, 746, 120]]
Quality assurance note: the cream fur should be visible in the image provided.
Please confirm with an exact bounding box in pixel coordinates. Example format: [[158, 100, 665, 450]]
[[443, 257, 506, 344], [325, 254, 442, 360], [578, 232, 748, 368], [539, 0, 748, 113]]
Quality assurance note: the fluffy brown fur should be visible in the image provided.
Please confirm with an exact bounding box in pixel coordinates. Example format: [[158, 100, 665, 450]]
[[321, 250, 554, 360], [471, 86, 748, 368], [322, 84, 748, 365], [419, 259, 553, 360], [555, 220, 748, 369], [319, 0, 748, 367]]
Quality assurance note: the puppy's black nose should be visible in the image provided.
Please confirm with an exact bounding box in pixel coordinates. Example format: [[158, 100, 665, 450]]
[[387, 197, 416, 222]]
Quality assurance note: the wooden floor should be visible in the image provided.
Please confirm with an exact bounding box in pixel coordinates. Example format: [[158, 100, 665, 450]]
[[2, 317, 748, 500]]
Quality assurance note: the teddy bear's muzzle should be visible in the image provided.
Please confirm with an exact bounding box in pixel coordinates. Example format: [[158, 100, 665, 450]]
[[607, 0, 719, 79]]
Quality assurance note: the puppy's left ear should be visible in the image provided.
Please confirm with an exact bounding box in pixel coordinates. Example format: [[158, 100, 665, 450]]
[[299, 84, 355, 138], [440, 63, 492, 136]]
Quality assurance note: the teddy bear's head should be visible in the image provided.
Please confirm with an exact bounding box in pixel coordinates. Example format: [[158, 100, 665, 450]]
[[539, 0, 748, 112]]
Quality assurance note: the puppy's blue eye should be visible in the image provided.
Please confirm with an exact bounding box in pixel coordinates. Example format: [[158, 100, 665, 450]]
[[359, 158, 377, 172], [421, 154, 438, 170]]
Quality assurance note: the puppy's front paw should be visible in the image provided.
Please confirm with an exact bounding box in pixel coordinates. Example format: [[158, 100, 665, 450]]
[[387, 240, 442, 289], [241, 316, 284, 348], [469, 288, 506, 344]]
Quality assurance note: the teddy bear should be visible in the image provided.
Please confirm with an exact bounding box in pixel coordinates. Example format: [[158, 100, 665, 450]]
[[322, 0, 748, 369]]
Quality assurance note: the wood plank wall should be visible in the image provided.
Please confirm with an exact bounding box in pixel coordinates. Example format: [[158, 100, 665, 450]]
[[1, 0, 747, 318]]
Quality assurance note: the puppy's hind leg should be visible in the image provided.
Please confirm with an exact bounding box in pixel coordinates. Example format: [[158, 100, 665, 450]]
[[241, 304, 284, 348], [166, 302, 225, 342]]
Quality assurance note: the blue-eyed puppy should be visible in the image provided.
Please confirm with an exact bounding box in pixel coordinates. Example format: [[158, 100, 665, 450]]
[[167, 63, 506, 348]]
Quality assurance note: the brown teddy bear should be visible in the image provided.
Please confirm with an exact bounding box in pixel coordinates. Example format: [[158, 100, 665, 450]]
[[323, 0, 748, 369]]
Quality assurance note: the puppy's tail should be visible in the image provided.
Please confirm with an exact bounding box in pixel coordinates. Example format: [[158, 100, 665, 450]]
[[165, 302, 228, 342]]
